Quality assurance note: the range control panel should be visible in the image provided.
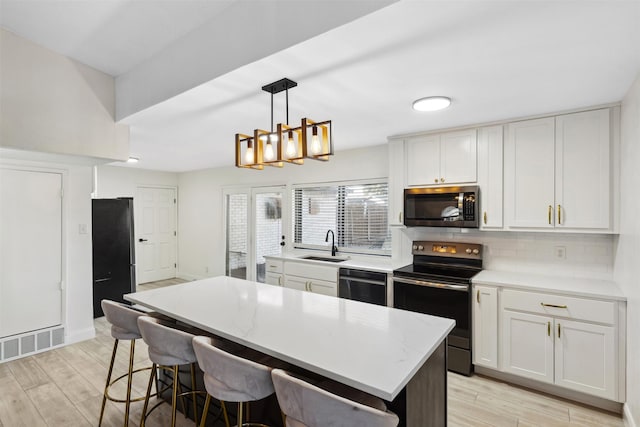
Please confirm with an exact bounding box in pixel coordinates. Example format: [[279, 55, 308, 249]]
[[411, 241, 483, 259]]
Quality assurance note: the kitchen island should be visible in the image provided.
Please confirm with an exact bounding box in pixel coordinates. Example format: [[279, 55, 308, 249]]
[[125, 276, 454, 426]]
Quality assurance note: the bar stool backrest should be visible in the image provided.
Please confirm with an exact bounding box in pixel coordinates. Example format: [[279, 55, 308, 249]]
[[271, 369, 399, 427], [192, 336, 274, 402], [137, 316, 197, 366], [101, 300, 144, 340]]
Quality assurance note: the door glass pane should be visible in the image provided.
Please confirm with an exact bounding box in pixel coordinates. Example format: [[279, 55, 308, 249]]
[[255, 192, 282, 283], [226, 193, 248, 279]]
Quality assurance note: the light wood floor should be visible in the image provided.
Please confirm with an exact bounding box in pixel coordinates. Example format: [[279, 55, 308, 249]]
[[0, 278, 624, 427]]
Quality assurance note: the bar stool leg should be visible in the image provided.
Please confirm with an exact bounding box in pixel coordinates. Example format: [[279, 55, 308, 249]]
[[124, 340, 135, 427], [237, 401, 243, 427], [140, 363, 157, 427], [190, 363, 198, 422], [99, 338, 119, 426], [171, 365, 180, 427]]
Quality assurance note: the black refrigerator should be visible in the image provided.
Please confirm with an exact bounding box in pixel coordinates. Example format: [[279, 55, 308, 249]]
[[92, 198, 136, 318]]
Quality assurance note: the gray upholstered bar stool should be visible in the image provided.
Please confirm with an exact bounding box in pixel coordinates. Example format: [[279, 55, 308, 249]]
[[137, 316, 205, 427], [271, 368, 399, 427], [99, 299, 155, 427], [192, 335, 275, 427]]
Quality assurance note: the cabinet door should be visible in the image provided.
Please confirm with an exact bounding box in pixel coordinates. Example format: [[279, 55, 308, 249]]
[[502, 310, 554, 384], [473, 286, 498, 369], [555, 109, 610, 229], [308, 278, 337, 297], [265, 272, 283, 286], [406, 135, 440, 186], [284, 276, 307, 292], [440, 129, 477, 184], [505, 118, 555, 228], [554, 319, 616, 400], [477, 126, 504, 229], [388, 139, 406, 226]]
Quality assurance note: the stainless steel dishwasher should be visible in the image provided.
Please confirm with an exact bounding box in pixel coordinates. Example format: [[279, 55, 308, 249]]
[[338, 268, 387, 306]]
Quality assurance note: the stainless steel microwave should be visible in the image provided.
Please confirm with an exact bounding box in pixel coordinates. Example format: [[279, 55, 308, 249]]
[[404, 185, 479, 228]]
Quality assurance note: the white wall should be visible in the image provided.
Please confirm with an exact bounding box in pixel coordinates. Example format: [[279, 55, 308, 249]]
[[95, 165, 178, 198], [614, 72, 640, 426], [177, 145, 388, 279], [0, 29, 128, 161], [0, 158, 95, 345]]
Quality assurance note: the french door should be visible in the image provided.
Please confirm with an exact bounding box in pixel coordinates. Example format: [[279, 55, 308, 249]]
[[224, 186, 286, 282]]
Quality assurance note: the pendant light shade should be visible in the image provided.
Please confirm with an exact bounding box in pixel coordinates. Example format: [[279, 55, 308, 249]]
[[235, 78, 333, 169]]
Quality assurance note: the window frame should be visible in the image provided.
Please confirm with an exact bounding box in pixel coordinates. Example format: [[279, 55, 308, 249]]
[[291, 178, 391, 257]]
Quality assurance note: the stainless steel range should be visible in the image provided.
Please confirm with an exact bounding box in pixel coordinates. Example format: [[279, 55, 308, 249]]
[[393, 241, 483, 376]]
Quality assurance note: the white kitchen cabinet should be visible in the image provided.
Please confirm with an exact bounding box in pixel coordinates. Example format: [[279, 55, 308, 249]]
[[555, 109, 610, 229], [406, 129, 477, 187], [477, 125, 504, 229], [505, 109, 611, 231], [500, 288, 619, 400], [504, 117, 556, 229], [283, 260, 338, 297], [388, 139, 405, 226], [265, 272, 283, 286], [472, 285, 498, 369]]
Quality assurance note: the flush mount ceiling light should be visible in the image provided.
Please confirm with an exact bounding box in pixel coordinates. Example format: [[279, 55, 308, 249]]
[[412, 96, 451, 112], [127, 157, 139, 163], [235, 78, 333, 170]]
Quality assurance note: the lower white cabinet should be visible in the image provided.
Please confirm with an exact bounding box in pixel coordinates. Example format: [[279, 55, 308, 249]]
[[472, 285, 498, 369], [265, 272, 283, 286], [264, 258, 284, 286], [501, 288, 619, 400], [283, 260, 338, 297]]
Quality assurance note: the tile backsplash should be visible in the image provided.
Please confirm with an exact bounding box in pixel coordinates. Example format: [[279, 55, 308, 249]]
[[401, 228, 615, 280]]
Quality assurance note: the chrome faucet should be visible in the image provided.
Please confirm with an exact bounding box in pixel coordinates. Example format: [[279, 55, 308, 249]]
[[325, 230, 337, 257]]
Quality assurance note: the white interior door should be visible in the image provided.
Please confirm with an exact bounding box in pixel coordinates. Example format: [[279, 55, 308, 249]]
[[0, 168, 62, 338], [136, 187, 177, 284]]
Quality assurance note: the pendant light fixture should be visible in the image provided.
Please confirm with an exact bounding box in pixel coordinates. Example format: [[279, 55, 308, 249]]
[[235, 78, 333, 169]]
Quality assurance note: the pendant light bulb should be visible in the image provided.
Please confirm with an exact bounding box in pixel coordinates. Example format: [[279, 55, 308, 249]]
[[310, 126, 321, 154], [286, 131, 296, 158], [245, 142, 254, 164], [264, 141, 274, 161]]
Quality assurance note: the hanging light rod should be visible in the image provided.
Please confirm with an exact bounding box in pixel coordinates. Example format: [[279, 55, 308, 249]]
[[235, 77, 333, 170]]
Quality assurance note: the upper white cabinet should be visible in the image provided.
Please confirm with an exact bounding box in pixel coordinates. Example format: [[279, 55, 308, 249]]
[[388, 139, 405, 226], [406, 129, 477, 187], [505, 109, 611, 231], [555, 109, 610, 229], [477, 125, 504, 229]]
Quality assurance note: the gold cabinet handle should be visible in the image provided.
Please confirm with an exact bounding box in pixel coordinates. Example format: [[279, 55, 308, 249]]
[[477, 289, 480, 303], [557, 205, 562, 225], [548, 205, 552, 225], [547, 321, 551, 337], [278, 276, 282, 286], [483, 211, 487, 225], [399, 212, 402, 223], [558, 323, 561, 339], [308, 282, 313, 292], [541, 302, 568, 309]]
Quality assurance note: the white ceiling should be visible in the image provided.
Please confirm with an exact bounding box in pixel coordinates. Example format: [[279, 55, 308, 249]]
[[2, 0, 640, 172]]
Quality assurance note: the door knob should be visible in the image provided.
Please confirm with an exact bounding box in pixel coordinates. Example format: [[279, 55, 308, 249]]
[[138, 238, 148, 242]]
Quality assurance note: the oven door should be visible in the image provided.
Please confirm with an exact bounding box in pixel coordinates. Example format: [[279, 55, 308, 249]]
[[392, 276, 470, 350]]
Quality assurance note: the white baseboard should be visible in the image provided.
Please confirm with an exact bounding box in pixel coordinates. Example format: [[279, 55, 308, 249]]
[[65, 326, 96, 344], [625, 404, 637, 427], [176, 271, 205, 281]]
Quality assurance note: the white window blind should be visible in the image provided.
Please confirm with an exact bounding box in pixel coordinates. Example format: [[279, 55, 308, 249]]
[[293, 181, 391, 255]]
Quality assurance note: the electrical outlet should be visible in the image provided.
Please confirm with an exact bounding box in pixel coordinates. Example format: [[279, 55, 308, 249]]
[[555, 246, 566, 260]]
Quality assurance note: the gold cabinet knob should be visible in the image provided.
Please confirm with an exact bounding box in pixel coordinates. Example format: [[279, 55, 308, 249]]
[[434, 178, 438, 183], [440, 178, 445, 183]]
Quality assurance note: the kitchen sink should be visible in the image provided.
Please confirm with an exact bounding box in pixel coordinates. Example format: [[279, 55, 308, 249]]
[[300, 255, 347, 263]]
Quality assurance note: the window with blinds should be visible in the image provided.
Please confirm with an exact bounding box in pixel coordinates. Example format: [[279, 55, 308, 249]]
[[292, 181, 391, 255]]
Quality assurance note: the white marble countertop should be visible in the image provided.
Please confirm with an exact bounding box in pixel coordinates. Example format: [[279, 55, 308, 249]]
[[125, 276, 454, 400], [472, 270, 626, 301], [264, 254, 394, 273]]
